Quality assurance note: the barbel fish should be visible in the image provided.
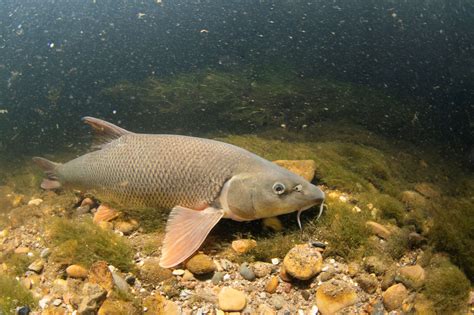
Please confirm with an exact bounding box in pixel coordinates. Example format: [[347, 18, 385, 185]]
[[33, 117, 325, 268]]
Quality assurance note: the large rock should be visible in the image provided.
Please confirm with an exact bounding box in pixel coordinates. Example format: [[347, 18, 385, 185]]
[[273, 160, 317, 182], [397, 265, 425, 289], [316, 280, 358, 315], [382, 283, 408, 311], [185, 253, 216, 275], [218, 287, 247, 311], [283, 244, 322, 280], [89, 261, 114, 292], [78, 283, 107, 315], [140, 258, 173, 283]]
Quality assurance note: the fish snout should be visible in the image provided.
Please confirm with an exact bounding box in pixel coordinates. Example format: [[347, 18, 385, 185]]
[[307, 184, 325, 206]]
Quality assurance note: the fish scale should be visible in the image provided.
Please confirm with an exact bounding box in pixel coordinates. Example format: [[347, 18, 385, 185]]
[[58, 133, 254, 209]]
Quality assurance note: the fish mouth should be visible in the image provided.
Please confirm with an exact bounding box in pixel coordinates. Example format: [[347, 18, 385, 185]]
[[296, 195, 325, 230]]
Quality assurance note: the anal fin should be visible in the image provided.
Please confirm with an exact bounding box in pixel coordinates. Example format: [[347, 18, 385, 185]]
[[159, 206, 224, 268]]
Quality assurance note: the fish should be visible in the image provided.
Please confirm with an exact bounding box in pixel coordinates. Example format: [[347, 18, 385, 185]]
[[33, 117, 325, 268]]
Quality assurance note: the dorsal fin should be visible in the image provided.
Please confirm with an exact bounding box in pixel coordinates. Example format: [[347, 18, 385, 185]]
[[82, 116, 132, 149]]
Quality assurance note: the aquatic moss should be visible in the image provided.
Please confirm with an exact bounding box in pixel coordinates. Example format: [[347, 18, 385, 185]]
[[424, 257, 470, 313], [0, 252, 34, 276], [429, 198, 474, 280], [371, 194, 406, 224], [384, 228, 410, 260], [0, 276, 36, 315], [47, 217, 134, 271]]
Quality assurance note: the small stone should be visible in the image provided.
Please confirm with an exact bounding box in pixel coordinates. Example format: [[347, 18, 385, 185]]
[[363, 256, 387, 275], [78, 283, 107, 314], [89, 261, 114, 292], [16, 306, 30, 315], [52, 299, 62, 307], [112, 272, 130, 294], [265, 276, 279, 294], [397, 265, 425, 289], [162, 277, 181, 298], [40, 248, 51, 258], [414, 183, 440, 199], [140, 257, 173, 283], [283, 244, 322, 280], [382, 283, 408, 311], [125, 275, 136, 285], [114, 220, 138, 235], [143, 294, 179, 315], [231, 239, 257, 254], [253, 262, 273, 278], [301, 290, 311, 301], [28, 198, 43, 206], [185, 253, 216, 275], [181, 270, 195, 281], [315, 280, 358, 315], [279, 265, 292, 282], [239, 263, 256, 281], [272, 160, 317, 182], [218, 287, 247, 311], [270, 295, 285, 310], [366, 221, 391, 239], [271, 258, 279, 265], [76, 205, 91, 215], [319, 271, 334, 282], [309, 305, 319, 315], [81, 197, 95, 207], [93, 204, 120, 224], [172, 269, 185, 276], [14, 247, 30, 254], [400, 191, 427, 208], [66, 265, 88, 279], [211, 271, 224, 285], [257, 304, 276, 315], [28, 259, 44, 273], [356, 273, 378, 294], [347, 262, 360, 277], [20, 278, 32, 289], [98, 298, 138, 315], [408, 232, 426, 248]]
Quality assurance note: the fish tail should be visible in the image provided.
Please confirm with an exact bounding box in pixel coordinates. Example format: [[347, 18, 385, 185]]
[[32, 157, 62, 190]]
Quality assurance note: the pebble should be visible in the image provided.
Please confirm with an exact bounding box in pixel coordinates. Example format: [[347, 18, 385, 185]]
[[89, 261, 114, 292], [239, 263, 256, 281], [139, 257, 173, 283], [316, 280, 358, 315], [14, 246, 30, 254], [172, 269, 185, 276], [265, 276, 279, 293], [301, 290, 311, 300], [28, 259, 44, 273], [76, 205, 90, 215], [218, 287, 247, 311], [223, 274, 231, 281], [283, 244, 323, 280], [257, 304, 276, 315], [182, 270, 195, 281], [186, 254, 216, 275], [211, 271, 224, 285], [382, 283, 408, 311], [397, 264, 425, 289], [253, 262, 273, 278], [271, 258, 279, 265], [366, 221, 392, 239], [231, 239, 257, 253], [270, 295, 285, 310], [363, 256, 387, 275], [66, 264, 88, 279], [40, 248, 51, 258], [52, 299, 62, 307], [78, 283, 107, 314], [16, 306, 30, 315], [81, 197, 95, 207], [93, 204, 120, 224], [112, 272, 130, 294], [125, 275, 136, 285], [356, 273, 379, 294], [114, 220, 138, 235], [309, 305, 319, 315], [39, 297, 50, 309], [28, 198, 43, 206]]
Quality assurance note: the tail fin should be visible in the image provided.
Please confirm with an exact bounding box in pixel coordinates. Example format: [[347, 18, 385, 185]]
[[32, 157, 62, 190]]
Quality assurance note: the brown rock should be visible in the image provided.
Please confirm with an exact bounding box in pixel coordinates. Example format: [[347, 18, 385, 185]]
[[140, 257, 173, 283], [273, 160, 317, 182], [78, 283, 107, 314], [257, 304, 276, 315], [143, 294, 179, 315], [231, 239, 257, 254], [265, 276, 279, 294], [283, 244, 322, 280], [97, 298, 139, 315], [114, 220, 139, 235], [218, 287, 247, 311], [414, 183, 440, 199], [89, 261, 114, 292], [366, 221, 391, 239], [356, 273, 379, 294], [253, 262, 274, 278], [347, 262, 360, 277], [28, 259, 45, 273], [400, 191, 427, 208], [66, 265, 88, 279], [363, 256, 387, 276], [185, 253, 216, 275], [279, 265, 292, 282], [93, 204, 120, 224], [81, 198, 95, 207], [316, 280, 358, 315], [14, 246, 30, 254], [397, 265, 425, 289], [41, 306, 67, 315], [382, 283, 408, 311]]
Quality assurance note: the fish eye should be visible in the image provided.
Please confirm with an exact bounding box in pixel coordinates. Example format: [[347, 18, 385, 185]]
[[294, 184, 303, 192], [272, 182, 286, 195]]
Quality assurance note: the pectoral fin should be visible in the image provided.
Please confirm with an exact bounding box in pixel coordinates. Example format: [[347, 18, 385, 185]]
[[159, 206, 224, 268]]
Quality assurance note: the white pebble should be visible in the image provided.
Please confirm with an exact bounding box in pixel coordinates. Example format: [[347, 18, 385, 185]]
[[223, 274, 231, 281], [259, 292, 266, 299], [309, 305, 319, 315], [28, 198, 43, 206], [271, 258, 280, 265], [329, 258, 336, 264], [321, 265, 329, 272], [339, 195, 348, 202], [298, 310, 305, 315], [39, 297, 50, 309], [172, 269, 185, 276], [52, 299, 62, 306]]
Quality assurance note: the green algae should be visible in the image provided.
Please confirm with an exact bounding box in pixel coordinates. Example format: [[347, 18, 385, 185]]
[[47, 217, 134, 272], [0, 251, 34, 276], [423, 256, 470, 314], [0, 276, 36, 315]]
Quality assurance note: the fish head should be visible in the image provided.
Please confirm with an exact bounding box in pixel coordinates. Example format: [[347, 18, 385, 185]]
[[224, 167, 325, 221]]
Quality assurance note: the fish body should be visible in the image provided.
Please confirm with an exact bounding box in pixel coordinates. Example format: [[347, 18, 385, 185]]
[[34, 117, 325, 267]]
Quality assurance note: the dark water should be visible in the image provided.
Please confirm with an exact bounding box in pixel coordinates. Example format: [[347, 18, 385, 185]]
[[0, 0, 472, 159]]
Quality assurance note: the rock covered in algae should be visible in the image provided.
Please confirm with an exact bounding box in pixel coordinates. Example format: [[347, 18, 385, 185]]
[[272, 160, 317, 182], [283, 244, 323, 280], [185, 253, 216, 275], [382, 283, 408, 311], [315, 280, 358, 315]]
